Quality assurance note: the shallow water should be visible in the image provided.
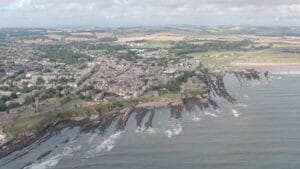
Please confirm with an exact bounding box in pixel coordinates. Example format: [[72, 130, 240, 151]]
[[1, 74, 300, 169]]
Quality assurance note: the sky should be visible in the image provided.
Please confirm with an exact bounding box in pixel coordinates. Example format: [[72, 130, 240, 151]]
[[1, 0, 300, 28]]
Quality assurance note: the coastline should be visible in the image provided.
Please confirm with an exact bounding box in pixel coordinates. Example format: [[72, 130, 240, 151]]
[[0, 68, 262, 159], [231, 62, 300, 72], [0, 119, 88, 159], [0, 100, 186, 158]]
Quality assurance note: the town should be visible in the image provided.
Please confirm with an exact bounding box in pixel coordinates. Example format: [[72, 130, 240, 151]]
[[2, 1, 300, 169], [0, 28, 203, 144], [1, 26, 299, 145]]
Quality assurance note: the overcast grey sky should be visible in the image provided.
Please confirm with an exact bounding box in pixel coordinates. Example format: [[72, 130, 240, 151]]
[[1, 0, 300, 28]]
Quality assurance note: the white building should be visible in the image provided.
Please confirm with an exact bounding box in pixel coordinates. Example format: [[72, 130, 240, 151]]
[[0, 130, 7, 144]]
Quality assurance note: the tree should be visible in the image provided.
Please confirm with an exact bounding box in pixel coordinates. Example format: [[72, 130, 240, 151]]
[[59, 77, 68, 84], [0, 103, 7, 112], [0, 95, 11, 103], [10, 92, 18, 99]]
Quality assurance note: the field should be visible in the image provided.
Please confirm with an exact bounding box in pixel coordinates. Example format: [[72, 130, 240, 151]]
[[189, 49, 300, 68], [117, 33, 184, 42], [178, 33, 300, 67], [117, 30, 300, 68]]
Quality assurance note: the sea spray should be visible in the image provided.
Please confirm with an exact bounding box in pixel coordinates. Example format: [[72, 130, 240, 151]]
[[203, 111, 219, 118], [232, 109, 240, 118], [271, 75, 282, 80], [164, 122, 182, 138], [24, 155, 60, 169], [191, 115, 201, 122], [24, 144, 81, 169], [95, 131, 122, 152], [136, 127, 157, 135], [243, 94, 249, 99], [250, 81, 262, 87], [146, 127, 156, 134], [135, 126, 142, 133], [85, 131, 123, 158], [88, 133, 97, 143], [237, 103, 248, 108], [215, 109, 223, 113]]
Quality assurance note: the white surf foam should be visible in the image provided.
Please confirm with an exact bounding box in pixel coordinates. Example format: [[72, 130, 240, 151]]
[[146, 127, 156, 134], [192, 115, 201, 121], [135, 126, 143, 133], [24, 155, 60, 169], [237, 103, 248, 108], [232, 109, 240, 118], [85, 131, 123, 158], [250, 81, 261, 87], [96, 131, 122, 152], [164, 123, 182, 138], [88, 133, 97, 143], [215, 109, 223, 113], [25, 145, 81, 169], [135, 127, 157, 135], [204, 111, 219, 117], [269, 75, 282, 80], [243, 94, 249, 98]]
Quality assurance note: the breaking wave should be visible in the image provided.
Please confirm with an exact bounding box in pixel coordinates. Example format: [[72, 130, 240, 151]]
[[85, 131, 123, 158], [95, 131, 122, 152], [204, 111, 219, 117], [164, 123, 182, 138], [250, 81, 262, 87], [231, 109, 240, 118], [135, 127, 157, 135], [243, 94, 249, 98], [237, 103, 248, 108], [191, 115, 201, 121], [215, 109, 223, 113], [24, 145, 81, 169], [88, 133, 97, 143]]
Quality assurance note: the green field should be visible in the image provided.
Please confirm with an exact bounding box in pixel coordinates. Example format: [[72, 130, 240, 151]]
[[143, 40, 173, 49], [189, 48, 300, 67]]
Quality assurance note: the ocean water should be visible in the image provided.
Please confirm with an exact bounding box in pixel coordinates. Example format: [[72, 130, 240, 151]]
[[1, 73, 300, 169]]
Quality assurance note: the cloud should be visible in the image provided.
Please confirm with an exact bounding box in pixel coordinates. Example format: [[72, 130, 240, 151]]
[[1, 0, 31, 10], [0, 0, 300, 27]]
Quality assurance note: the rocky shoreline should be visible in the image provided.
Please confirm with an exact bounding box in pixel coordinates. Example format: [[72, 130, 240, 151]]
[[0, 68, 264, 159]]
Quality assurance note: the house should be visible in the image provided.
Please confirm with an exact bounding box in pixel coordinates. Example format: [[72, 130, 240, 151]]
[[163, 68, 178, 77], [25, 73, 34, 78], [0, 90, 12, 96], [0, 130, 7, 145]]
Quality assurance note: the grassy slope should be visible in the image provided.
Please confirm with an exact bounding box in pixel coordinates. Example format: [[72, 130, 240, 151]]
[[2, 99, 134, 136]]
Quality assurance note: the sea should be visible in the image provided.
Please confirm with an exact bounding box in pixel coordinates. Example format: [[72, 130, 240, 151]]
[[1, 71, 300, 169]]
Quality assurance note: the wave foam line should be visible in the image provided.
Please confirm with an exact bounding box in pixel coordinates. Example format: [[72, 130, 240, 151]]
[[135, 127, 157, 135], [85, 131, 123, 158], [96, 131, 122, 152], [204, 111, 219, 117], [24, 145, 81, 169], [232, 109, 240, 118], [164, 123, 182, 138], [192, 115, 201, 121], [237, 103, 248, 108]]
